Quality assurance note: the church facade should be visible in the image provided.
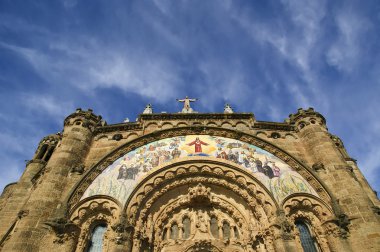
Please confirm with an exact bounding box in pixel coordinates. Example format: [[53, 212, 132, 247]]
[[0, 101, 379, 252]]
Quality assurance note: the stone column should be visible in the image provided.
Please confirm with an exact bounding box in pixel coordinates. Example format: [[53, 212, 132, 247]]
[[178, 223, 183, 239], [218, 225, 223, 239]]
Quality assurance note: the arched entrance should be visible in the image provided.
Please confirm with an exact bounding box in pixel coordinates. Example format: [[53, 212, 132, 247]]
[[65, 128, 335, 251], [123, 159, 279, 252]]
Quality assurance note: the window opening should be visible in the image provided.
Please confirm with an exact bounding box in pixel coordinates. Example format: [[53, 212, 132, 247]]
[[87, 224, 107, 252], [182, 217, 191, 239], [210, 216, 218, 238], [234, 226, 239, 239], [36, 144, 48, 160], [170, 223, 179, 239], [222, 221, 230, 239], [295, 221, 318, 252]]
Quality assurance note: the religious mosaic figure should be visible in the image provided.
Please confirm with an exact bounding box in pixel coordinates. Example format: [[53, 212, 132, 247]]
[[82, 135, 318, 204], [187, 137, 209, 153]]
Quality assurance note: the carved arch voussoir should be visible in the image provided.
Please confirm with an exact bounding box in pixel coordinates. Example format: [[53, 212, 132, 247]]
[[67, 126, 332, 211], [69, 196, 122, 252], [69, 195, 122, 225], [282, 193, 333, 222], [282, 194, 334, 251], [124, 161, 278, 228]]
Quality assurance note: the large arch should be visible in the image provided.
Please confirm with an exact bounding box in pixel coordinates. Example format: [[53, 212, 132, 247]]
[[67, 127, 332, 211], [123, 160, 279, 251], [62, 127, 341, 251]]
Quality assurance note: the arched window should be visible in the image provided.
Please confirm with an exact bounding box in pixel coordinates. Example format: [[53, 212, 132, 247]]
[[87, 224, 107, 252], [234, 226, 239, 239], [162, 228, 167, 240], [182, 217, 191, 239], [210, 216, 218, 238], [222, 221, 230, 239], [43, 147, 54, 162], [170, 222, 179, 239], [36, 144, 48, 160], [295, 221, 318, 252]]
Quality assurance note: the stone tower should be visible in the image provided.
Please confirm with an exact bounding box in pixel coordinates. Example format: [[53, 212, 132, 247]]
[[0, 103, 379, 252]]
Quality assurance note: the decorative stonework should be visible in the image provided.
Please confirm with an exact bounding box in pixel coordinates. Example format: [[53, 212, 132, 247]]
[[3, 106, 378, 252], [68, 197, 121, 251], [74, 132, 327, 209]]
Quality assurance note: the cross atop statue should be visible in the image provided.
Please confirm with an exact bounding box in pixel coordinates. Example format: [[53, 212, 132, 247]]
[[176, 96, 198, 113]]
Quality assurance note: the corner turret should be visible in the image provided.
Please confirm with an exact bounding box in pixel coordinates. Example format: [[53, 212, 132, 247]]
[[64, 108, 104, 130], [286, 107, 326, 132]]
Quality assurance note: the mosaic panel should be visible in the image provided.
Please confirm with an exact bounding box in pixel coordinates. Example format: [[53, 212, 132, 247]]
[[81, 135, 318, 204]]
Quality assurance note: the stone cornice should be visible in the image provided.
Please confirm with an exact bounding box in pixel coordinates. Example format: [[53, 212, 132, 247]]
[[94, 123, 142, 134], [138, 112, 255, 121], [92, 113, 300, 134], [66, 126, 333, 211], [253, 121, 294, 131]]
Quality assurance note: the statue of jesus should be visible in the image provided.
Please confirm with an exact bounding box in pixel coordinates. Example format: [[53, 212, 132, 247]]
[[176, 96, 198, 113]]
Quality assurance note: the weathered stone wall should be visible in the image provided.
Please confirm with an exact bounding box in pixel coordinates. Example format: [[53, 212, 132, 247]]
[[0, 108, 378, 252]]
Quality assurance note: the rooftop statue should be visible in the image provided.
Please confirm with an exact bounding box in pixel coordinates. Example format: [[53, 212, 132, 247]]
[[177, 96, 198, 113], [142, 104, 153, 114], [224, 103, 234, 114]]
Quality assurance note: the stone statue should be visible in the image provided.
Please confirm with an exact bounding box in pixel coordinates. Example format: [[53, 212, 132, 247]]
[[196, 210, 209, 233], [143, 104, 153, 114], [224, 104, 234, 113], [177, 96, 198, 113]]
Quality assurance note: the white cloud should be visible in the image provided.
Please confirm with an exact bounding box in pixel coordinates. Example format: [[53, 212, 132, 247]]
[[326, 9, 371, 72], [62, 0, 78, 9], [22, 94, 74, 120], [225, 0, 329, 111], [0, 40, 183, 104]]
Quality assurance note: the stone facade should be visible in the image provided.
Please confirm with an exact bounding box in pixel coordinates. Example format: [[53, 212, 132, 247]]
[[0, 107, 379, 252]]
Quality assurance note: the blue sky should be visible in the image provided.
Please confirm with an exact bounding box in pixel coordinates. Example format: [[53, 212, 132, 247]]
[[0, 0, 379, 195]]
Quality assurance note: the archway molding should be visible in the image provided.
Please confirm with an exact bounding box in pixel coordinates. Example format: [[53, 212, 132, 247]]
[[67, 126, 333, 211], [125, 160, 279, 251]]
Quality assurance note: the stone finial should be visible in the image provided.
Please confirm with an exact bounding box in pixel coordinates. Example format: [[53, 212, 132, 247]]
[[143, 104, 153, 114], [123, 118, 130, 123], [224, 104, 234, 114]]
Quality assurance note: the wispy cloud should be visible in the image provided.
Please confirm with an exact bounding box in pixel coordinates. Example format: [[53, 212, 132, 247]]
[[0, 0, 379, 194], [326, 7, 371, 72], [0, 40, 183, 103]]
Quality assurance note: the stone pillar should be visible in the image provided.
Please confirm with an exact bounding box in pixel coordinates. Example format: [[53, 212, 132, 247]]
[[218, 225, 223, 239], [178, 223, 183, 239], [1, 109, 102, 252]]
